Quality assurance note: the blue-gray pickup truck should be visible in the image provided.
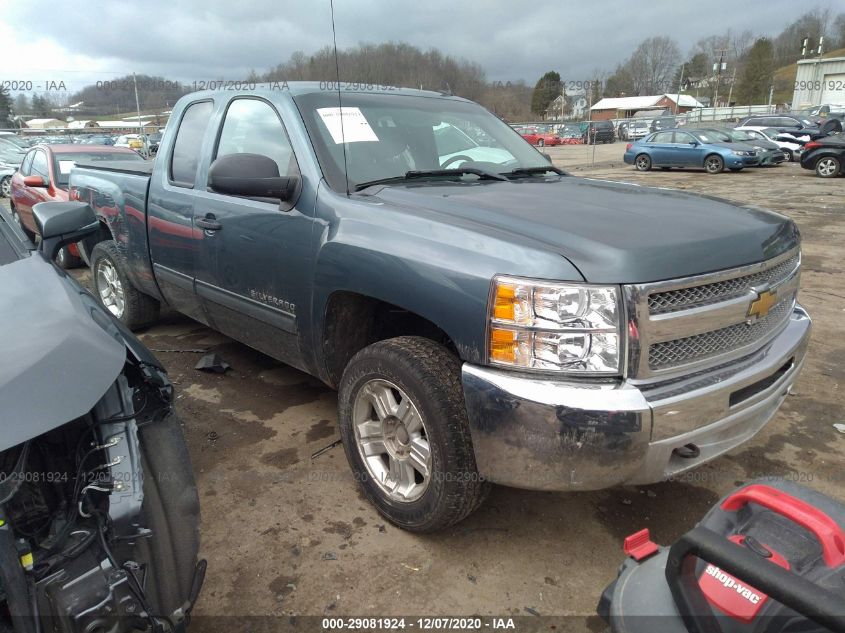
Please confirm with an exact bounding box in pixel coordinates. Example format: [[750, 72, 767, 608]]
[[69, 83, 811, 532]]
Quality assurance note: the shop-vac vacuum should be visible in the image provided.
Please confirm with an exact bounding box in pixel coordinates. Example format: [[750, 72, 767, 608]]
[[597, 479, 845, 632]]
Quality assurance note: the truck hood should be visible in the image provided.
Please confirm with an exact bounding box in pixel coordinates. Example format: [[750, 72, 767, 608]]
[[371, 177, 798, 283], [0, 256, 127, 451]]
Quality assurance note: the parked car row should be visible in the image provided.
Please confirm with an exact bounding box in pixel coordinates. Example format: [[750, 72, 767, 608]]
[[0, 132, 163, 157], [7, 143, 145, 266]]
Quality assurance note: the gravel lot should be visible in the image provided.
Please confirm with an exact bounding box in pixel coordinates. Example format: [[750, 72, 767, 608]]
[[3, 150, 843, 629]]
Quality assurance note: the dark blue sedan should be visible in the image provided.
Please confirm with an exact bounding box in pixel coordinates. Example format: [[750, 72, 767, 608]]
[[623, 129, 760, 174]]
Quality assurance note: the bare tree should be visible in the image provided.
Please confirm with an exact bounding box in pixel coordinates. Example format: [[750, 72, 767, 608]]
[[625, 36, 681, 94]]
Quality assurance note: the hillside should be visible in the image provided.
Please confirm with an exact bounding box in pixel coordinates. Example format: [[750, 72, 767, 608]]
[[772, 46, 845, 104]]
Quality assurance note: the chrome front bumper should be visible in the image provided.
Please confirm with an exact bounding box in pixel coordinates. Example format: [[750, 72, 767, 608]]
[[462, 305, 811, 491]]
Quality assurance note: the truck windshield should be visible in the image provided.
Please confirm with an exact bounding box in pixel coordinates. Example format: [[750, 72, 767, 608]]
[[294, 91, 550, 192]]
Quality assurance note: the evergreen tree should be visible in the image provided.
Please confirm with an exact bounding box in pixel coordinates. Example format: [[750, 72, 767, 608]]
[[530, 71, 561, 118], [736, 38, 774, 104]]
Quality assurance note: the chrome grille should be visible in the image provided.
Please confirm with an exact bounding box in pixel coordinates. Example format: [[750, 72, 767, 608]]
[[626, 248, 801, 379], [649, 296, 793, 370], [648, 254, 799, 315]]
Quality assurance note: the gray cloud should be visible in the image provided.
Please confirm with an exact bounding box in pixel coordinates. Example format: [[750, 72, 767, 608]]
[[4, 0, 835, 88]]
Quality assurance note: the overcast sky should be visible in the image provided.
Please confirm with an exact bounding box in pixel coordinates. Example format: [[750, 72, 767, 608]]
[[0, 0, 835, 95]]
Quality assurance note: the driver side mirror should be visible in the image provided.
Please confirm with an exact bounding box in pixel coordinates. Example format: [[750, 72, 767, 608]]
[[32, 201, 98, 262], [208, 153, 297, 202], [23, 175, 48, 188], [689, 140, 699, 146]]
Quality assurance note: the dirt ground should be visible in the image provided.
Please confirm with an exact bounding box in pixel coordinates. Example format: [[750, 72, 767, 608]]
[[4, 150, 843, 628]]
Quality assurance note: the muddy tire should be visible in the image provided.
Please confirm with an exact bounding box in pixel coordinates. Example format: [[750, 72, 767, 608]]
[[90, 240, 160, 329], [116, 411, 201, 620], [338, 336, 490, 532]]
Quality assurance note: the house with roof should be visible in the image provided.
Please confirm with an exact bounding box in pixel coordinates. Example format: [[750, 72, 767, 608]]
[[589, 94, 703, 120]]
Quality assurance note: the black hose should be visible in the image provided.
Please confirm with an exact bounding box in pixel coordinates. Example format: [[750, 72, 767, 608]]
[[0, 507, 36, 633]]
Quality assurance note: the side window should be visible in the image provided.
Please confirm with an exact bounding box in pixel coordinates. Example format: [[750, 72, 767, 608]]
[[31, 151, 49, 178], [673, 132, 693, 144], [652, 131, 674, 143], [170, 101, 214, 187], [20, 151, 35, 176], [780, 117, 800, 128], [215, 98, 299, 178]]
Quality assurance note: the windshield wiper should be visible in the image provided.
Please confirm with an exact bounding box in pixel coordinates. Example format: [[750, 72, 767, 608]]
[[500, 166, 565, 178], [355, 167, 507, 191]]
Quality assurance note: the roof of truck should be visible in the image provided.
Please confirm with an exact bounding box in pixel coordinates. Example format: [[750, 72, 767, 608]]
[[187, 81, 466, 101]]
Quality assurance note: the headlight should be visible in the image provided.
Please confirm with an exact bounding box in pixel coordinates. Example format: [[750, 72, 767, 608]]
[[489, 276, 622, 374], [732, 150, 754, 156]]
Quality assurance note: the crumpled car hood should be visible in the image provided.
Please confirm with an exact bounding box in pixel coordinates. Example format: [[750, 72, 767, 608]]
[[0, 255, 126, 451]]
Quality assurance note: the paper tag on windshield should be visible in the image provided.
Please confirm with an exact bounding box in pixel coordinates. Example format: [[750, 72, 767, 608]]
[[58, 160, 77, 175], [317, 107, 378, 144]]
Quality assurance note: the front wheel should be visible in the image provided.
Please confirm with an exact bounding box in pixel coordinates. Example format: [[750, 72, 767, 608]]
[[0, 176, 10, 198], [704, 154, 725, 174], [635, 154, 652, 171], [785, 148, 794, 162], [815, 156, 841, 178], [90, 240, 160, 329], [338, 336, 490, 532], [537, 139, 544, 147]]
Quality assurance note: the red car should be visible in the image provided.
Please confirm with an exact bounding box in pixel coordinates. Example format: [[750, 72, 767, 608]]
[[517, 127, 563, 147], [10, 144, 144, 267]]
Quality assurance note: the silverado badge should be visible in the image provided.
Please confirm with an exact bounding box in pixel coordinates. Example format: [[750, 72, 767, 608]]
[[747, 289, 777, 320]]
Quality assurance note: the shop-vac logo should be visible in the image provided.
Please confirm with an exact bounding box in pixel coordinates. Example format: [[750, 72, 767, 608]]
[[704, 564, 762, 604]]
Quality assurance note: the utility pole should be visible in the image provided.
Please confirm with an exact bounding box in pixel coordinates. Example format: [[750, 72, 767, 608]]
[[712, 50, 727, 108], [674, 63, 685, 115], [132, 73, 145, 155], [726, 65, 738, 106]]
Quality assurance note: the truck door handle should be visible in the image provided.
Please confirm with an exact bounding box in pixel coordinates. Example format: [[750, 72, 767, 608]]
[[196, 214, 222, 231]]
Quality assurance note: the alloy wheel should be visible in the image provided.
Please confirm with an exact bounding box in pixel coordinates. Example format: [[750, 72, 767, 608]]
[[816, 157, 839, 178], [705, 156, 724, 174], [96, 259, 126, 317], [352, 378, 432, 503], [0, 177, 10, 198]]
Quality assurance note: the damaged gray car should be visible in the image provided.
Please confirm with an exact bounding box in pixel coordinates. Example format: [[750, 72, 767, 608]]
[[0, 201, 203, 632]]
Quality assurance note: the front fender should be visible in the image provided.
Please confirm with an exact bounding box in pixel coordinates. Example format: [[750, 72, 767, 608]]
[[308, 187, 584, 370]]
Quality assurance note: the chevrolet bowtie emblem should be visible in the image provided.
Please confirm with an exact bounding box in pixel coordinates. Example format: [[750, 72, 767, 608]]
[[748, 289, 777, 320]]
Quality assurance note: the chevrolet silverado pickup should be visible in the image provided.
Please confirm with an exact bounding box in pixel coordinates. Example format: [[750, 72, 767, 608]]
[[69, 83, 811, 532]]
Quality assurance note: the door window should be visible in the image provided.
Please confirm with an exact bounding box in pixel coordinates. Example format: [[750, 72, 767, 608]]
[[20, 151, 34, 176], [170, 100, 214, 187], [672, 132, 695, 144], [651, 131, 674, 143], [31, 151, 49, 179], [215, 98, 299, 179]]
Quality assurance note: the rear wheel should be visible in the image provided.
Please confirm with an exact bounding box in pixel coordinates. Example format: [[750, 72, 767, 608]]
[[635, 154, 652, 171], [90, 240, 160, 329], [56, 245, 82, 269], [704, 154, 725, 174], [785, 148, 794, 162], [339, 336, 490, 532], [815, 156, 841, 178], [0, 176, 10, 198], [537, 139, 545, 147]]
